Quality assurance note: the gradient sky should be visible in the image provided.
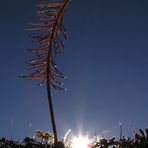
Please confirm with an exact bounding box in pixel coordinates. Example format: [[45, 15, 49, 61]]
[[0, 0, 148, 140]]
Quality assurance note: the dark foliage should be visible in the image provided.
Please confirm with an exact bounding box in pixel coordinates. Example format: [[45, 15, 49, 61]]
[[92, 128, 148, 148], [0, 128, 148, 148], [0, 137, 65, 148]]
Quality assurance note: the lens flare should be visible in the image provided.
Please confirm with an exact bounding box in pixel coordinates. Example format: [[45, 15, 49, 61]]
[[64, 129, 71, 141], [72, 135, 90, 148]]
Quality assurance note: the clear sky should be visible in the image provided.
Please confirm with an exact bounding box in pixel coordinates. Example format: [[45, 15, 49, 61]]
[[0, 0, 148, 140]]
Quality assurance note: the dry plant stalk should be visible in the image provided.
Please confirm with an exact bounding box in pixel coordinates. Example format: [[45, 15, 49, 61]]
[[26, 0, 69, 90], [23, 0, 70, 144]]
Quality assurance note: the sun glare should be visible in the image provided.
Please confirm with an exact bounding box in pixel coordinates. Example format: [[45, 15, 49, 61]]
[[72, 135, 90, 148]]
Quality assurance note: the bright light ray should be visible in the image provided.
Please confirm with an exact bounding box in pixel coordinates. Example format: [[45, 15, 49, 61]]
[[72, 135, 90, 148]]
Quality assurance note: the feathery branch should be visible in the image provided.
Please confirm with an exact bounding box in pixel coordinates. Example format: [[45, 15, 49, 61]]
[[25, 0, 69, 90]]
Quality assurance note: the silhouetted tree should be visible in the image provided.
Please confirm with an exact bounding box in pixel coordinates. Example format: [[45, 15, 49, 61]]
[[21, 0, 70, 145]]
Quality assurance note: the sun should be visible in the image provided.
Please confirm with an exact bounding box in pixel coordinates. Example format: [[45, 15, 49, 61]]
[[71, 135, 90, 148]]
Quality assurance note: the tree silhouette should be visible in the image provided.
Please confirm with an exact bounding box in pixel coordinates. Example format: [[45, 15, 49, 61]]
[[22, 0, 70, 144]]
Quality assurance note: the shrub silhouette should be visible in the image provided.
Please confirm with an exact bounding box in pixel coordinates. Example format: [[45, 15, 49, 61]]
[[1, 128, 148, 148]]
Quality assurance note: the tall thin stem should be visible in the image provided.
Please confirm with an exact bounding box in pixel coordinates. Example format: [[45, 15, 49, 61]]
[[46, 79, 58, 143], [23, 0, 70, 144]]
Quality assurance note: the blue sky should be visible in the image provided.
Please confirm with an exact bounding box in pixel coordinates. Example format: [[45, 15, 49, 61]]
[[0, 0, 148, 140]]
